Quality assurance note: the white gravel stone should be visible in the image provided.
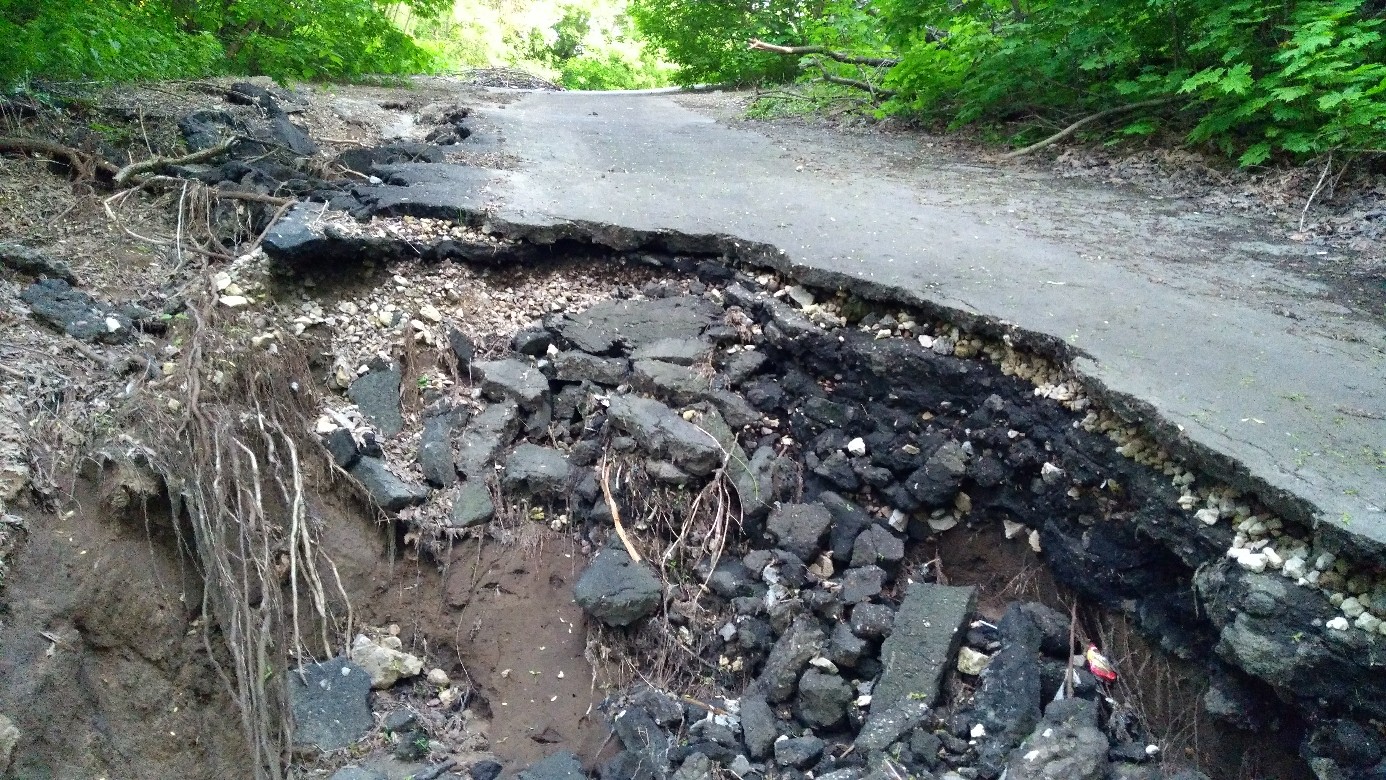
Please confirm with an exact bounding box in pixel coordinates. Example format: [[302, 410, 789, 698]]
[[957, 647, 992, 676], [887, 509, 908, 532], [928, 515, 958, 532], [1341, 597, 1366, 618], [1326, 616, 1350, 631], [847, 437, 867, 457], [349, 633, 424, 689]]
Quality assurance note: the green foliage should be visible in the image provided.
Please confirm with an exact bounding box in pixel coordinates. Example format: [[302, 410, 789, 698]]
[[0, 0, 445, 85], [745, 81, 870, 120], [414, 1, 672, 90], [627, 0, 809, 85], [558, 51, 666, 90], [874, 0, 1386, 161], [0, 0, 222, 83], [635, 0, 1386, 161]]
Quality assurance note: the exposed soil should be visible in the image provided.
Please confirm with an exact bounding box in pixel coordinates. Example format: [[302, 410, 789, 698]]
[[0, 475, 244, 780]]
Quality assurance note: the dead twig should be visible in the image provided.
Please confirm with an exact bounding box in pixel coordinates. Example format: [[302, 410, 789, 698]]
[[809, 60, 897, 99], [318, 136, 372, 147], [1299, 153, 1333, 231], [600, 456, 642, 562]]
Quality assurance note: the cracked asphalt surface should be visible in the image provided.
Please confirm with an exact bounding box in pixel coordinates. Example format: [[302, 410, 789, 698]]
[[458, 89, 1385, 550]]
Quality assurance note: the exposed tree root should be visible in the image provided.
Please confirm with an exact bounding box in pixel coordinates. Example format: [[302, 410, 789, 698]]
[[114, 138, 236, 185], [3, 134, 292, 264], [116, 309, 355, 780], [0, 136, 119, 179]]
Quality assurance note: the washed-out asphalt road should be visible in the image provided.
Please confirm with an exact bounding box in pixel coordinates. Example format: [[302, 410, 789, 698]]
[[448, 89, 1386, 550]]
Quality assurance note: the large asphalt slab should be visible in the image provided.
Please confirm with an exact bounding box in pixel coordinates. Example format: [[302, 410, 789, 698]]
[[462, 90, 1385, 551]]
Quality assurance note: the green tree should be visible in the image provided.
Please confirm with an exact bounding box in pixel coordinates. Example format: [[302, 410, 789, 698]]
[[638, 0, 1386, 162], [627, 0, 812, 84], [0, 0, 451, 85]]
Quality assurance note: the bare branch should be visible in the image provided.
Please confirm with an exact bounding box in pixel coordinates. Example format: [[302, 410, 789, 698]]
[[806, 59, 896, 99], [114, 139, 236, 185], [748, 38, 900, 67]]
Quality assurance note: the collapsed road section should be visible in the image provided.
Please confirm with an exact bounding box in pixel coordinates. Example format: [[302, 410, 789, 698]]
[[3, 81, 1383, 780], [250, 191, 1385, 779]]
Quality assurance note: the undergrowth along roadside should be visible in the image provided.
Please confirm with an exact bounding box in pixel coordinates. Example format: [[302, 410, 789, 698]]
[[633, 0, 1386, 165]]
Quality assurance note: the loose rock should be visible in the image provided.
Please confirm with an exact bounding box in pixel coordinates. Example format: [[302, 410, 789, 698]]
[[349, 633, 425, 689], [288, 657, 373, 751], [349, 456, 429, 511], [606, 395, 722, 476], [347, 362, 405, 437], [574, 544, 663, 626]]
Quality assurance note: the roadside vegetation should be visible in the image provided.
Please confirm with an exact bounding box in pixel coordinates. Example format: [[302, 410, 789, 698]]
[[631, 0, 1386, 165], [2, 0, 1381, 160], [0, 0, 669, 89], [410, 0, 672, 89]]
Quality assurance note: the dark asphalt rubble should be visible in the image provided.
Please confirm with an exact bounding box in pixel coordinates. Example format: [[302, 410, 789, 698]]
[[291, 250, 1385, 779]]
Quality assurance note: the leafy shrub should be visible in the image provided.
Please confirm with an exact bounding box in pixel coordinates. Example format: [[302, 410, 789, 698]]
[[635, 0, 1386, 162], [0, 0, 445, 85], [876, 0, 1386, 162], [559, 51, 666, 90], [0, 0, 223, 84]]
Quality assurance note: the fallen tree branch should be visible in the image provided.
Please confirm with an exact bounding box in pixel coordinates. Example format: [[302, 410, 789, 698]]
[[748, 38, 900, 67], [1000, 97, 1177, 160], [814, 65, 897, 98], [114, 139, 236, 185]]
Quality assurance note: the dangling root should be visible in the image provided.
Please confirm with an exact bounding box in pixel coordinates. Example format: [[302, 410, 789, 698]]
[[136, 298, 352, 780]]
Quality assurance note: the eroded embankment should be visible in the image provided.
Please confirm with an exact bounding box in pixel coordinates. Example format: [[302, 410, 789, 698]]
[[247, 200, 1386, 779], [5, 78, 1383, 780]]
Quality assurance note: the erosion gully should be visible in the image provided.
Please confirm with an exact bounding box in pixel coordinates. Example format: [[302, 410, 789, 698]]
[[254, 203, 1385, 780]]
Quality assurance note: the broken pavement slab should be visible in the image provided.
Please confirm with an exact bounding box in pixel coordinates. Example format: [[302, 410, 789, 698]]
[[464, 90, 1386, 555], [288, 657, 373, 752], [870, 582, 976, 713]]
